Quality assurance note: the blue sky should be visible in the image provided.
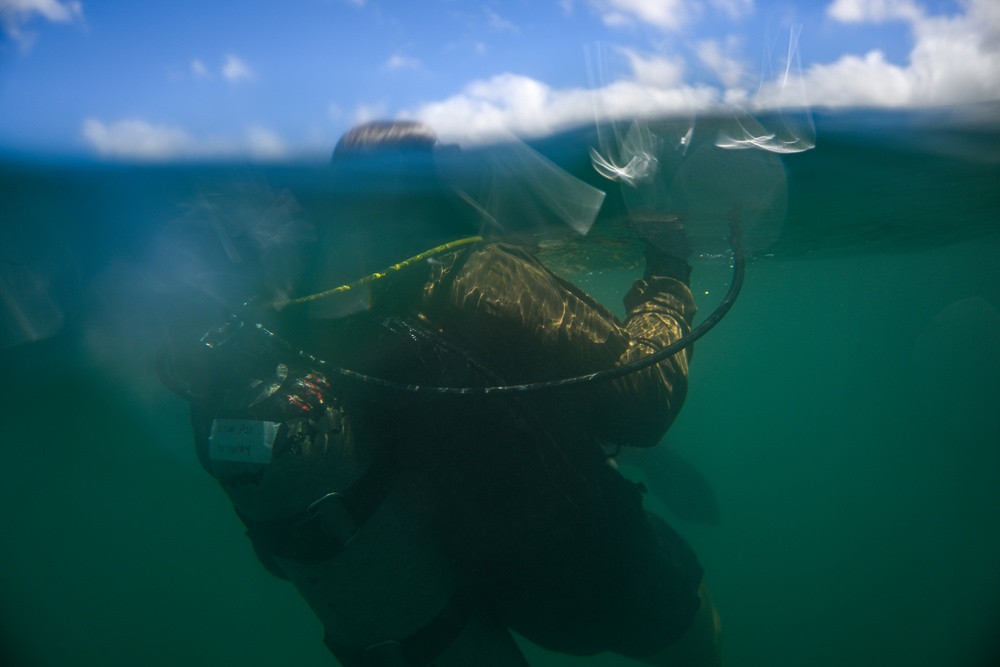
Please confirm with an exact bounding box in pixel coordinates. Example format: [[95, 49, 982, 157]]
[[1, 0, 997, 160]]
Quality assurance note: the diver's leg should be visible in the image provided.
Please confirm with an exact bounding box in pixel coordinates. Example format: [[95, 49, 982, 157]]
[[637, 580, 722, 667]]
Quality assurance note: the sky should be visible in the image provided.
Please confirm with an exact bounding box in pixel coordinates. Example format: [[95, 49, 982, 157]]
[[0, 0, 997, 160]]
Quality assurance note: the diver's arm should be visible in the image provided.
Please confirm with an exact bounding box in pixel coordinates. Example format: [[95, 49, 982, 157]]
[[592, 249, 697, 448], [423, 241, 695, 448]]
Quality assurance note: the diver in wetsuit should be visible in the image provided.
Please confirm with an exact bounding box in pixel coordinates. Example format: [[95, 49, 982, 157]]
[[166, 121, 721, 666]]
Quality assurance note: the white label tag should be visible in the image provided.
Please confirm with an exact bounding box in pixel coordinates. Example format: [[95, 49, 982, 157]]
[[208, 419, 280, 465]]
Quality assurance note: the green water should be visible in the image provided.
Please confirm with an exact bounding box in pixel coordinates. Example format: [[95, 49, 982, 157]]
[[1, 109, 999, 666]]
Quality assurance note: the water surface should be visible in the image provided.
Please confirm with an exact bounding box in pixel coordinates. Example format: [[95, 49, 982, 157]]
[[1, 107, 998, 666]]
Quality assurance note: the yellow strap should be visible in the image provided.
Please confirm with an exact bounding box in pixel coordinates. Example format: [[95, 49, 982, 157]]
[[278, 235, 484, 307]]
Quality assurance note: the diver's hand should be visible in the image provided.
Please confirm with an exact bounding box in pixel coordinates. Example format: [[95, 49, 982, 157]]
[[639, 217, 693, 285]]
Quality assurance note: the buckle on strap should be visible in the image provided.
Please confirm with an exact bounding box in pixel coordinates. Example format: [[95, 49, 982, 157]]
[[239, 457, 397, 564], [307, 492, 359, 547]]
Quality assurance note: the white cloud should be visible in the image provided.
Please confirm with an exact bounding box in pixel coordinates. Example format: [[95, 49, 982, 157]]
[[797, 0, 1000, 106], [81, 118, 290, 161], [590, 0, 690, 31], [711, 0, 753, 21], [0, 0, 83, 49], [82, 119, 195, 160], [386, 0, 998, 146], [591, 0, 751, 30], [191, 58, 209, 77], [245, 126, 288, 159], [621, 48, 685, 88], [696, 38, 745, 87], [353, 102, 390, 125], [782, 50, 912, 106], [583, 0, 997, 108], [384, 53, 421, 70], [827, 0, 922, 23], [404, 72, 718, 145], [904, 0, 1000, 104], [485, 8, 518, 33], [186, 55, 257, 81], [1, 0, 80, 21], [222, 54, 254, 82]]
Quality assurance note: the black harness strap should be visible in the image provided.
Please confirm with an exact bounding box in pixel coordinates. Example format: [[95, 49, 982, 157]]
[[323, 586, 477, 667], [238, 455, 397, 564]]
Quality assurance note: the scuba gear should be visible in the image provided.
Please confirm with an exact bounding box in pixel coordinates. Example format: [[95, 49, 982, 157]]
[[158, 316, 365, 519], [163, 118, 754, 665], [161, 239, 714, 667], [164, 218, 739, 400], [165, 313, 529, 666], [226, 256, 740, 396], [259, 471, 529, 667], [178, 223, 743, 397], [277, 235, 484, 309]]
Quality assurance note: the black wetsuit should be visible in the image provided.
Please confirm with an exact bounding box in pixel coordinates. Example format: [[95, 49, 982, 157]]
[[192, 240, 704, 659], [304, 241, 704, 658]]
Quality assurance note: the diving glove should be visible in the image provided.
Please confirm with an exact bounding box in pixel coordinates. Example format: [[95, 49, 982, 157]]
[[639, 217, 693, 285]]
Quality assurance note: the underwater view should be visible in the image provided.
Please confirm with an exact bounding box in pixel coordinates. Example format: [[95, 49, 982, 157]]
[[1, 104, 998, 667]]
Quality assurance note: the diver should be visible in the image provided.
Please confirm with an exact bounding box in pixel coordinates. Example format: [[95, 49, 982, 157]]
[[162, 120, 722, 666]]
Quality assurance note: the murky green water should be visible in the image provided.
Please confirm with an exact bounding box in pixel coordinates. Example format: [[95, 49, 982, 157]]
[[2, 108, 998, 666]]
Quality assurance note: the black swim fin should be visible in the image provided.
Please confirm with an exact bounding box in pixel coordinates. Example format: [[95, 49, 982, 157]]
[[618, 447, 720, 525]]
